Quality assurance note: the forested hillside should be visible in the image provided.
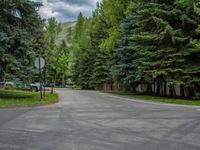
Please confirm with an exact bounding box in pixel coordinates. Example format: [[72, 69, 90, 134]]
[[55, 22, 76, 45], [68, 0, 200, 98]]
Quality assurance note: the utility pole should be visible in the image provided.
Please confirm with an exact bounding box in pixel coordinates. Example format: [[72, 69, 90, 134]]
[[43, 66, 46, 97], [39, 57, 43, 99]]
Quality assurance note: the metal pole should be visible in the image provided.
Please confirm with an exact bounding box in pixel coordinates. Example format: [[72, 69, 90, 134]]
[[39, 57, 43, 99], [51, 85, 53, 94], [43, 66, 46, 97]]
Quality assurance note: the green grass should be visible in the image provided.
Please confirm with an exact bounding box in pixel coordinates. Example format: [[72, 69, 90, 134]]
[[0, 90, 59, 108], [106, 91, 200, 106]]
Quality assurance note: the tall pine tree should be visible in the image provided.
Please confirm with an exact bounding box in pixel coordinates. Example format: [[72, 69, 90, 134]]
[[0, 0, 45, 84], [111, 12, 137, 91]]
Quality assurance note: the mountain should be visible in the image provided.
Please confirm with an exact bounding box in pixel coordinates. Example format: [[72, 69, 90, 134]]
[[56, 21, 76, 45]]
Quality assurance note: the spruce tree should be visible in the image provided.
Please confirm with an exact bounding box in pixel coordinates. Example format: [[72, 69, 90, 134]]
[[186, 1, 200, 96], [71, 15, 95, 89], [110, 13, 137, 91], [0, 0, 44, 84], [92, 51, 112, 89]]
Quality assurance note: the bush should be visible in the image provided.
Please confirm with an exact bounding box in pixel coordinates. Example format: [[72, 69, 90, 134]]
[[3, 86, 16, 91], [0, 90, 35, 99]]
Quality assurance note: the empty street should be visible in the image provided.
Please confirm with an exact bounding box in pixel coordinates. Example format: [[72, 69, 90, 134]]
[[0, 89, 200, 150]]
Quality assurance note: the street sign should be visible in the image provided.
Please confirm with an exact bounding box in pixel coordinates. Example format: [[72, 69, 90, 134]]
[[34, 57, 45, 99], [35, 57, 45, 69]]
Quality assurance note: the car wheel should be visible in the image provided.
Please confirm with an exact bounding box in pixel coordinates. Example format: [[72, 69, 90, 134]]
[[31, 87, 38, 92]]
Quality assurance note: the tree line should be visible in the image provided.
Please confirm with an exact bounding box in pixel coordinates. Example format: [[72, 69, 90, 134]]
[[68, 0, 200, 98], [0, 0, 199, 98]]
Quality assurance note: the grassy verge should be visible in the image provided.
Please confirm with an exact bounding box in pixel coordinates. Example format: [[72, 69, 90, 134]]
[[0, 90, 58, 108], [105, 91, 200, 106]]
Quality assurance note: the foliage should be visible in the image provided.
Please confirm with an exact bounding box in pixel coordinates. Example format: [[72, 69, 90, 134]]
[[127, 0, 200, 96], [110, 13, 137, 91], [72, 16, 95, 89], [2, 0, 199, 98], [68, 0, 200, 98], [0, 1, 70, 87], [55, 21, 75, 45], [3, 85, 16, 91], [99, 0, 127, 52], [0, 0, 45, 84], [69, 1, 128, 89], [44, 18, 70, 86]]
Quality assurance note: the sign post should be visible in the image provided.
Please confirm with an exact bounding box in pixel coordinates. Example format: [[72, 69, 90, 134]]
[[43, 66, 46, 97], [35, 57, 45, 99]]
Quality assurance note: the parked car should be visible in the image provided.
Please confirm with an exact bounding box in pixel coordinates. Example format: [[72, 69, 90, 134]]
[[30, 83, 42, 92], [0, 81, 15, 87], [5, 81, 15, 86], [0, 81, 16, 90]]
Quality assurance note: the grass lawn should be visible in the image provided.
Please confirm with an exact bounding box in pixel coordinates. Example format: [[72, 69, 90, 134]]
[[106, 91, 200, 106], [0, 90, 59, 108]]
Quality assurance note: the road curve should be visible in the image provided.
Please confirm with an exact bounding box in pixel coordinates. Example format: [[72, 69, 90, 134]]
[[0, 88, 200, 150]]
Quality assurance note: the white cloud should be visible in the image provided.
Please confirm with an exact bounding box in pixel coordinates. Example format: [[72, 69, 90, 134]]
[[39, 6, 58, 18], [31, 0, 102, 22]]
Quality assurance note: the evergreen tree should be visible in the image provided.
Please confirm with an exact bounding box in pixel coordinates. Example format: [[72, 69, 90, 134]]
[[89, 2, 112, 89], [111, 13, 137, 91], [0, 0, 44, 84], [88, 0, 130, 89], [187, 1, 200, 95], [71, 14, 94, 88], [92, 51, 111, 89]]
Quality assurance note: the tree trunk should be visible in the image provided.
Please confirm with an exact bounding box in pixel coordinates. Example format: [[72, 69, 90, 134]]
[[169, 85, 173, 97], [188, 87, 195, 98], [163, 80, 167, 96], [172, 86, 177, 97], [180, 84, 185, 98], [147, 83, 153, 95], [161, 80, 164, 96], [62, 75, 65, 88], [156, 78, 160, 96], [153, 78, 156, 96]]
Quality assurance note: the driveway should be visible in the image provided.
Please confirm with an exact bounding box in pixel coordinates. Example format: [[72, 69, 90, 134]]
[[0, 88, 200, 150]]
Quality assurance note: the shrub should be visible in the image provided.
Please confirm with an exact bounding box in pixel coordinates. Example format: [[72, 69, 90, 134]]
[[3, 86, 16, 91], [0, 90, 35, 99]]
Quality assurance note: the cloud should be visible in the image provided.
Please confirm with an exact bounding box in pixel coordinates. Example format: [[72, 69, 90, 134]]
[[31, 0, 101, 22]]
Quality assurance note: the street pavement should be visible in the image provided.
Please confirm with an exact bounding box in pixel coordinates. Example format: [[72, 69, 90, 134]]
[[0, 88, 200, 150]]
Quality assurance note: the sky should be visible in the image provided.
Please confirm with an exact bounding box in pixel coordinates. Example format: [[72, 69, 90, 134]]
[[32, 0, 101, 22]]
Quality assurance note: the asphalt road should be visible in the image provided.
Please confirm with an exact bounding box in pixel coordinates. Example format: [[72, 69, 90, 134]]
[[0, 89, 200, 150]]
